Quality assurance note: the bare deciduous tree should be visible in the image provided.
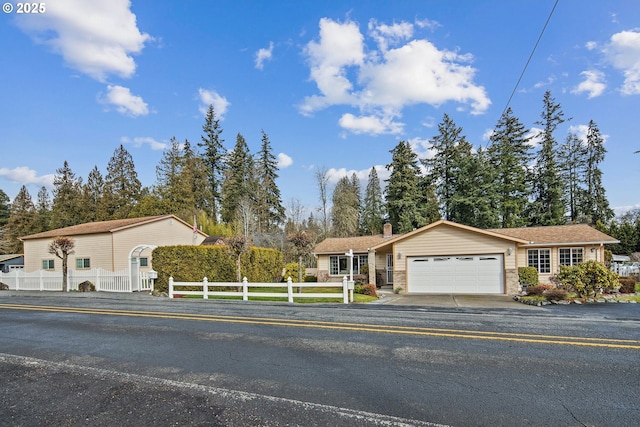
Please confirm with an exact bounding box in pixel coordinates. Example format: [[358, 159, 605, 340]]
[[48, 236, 75, 292]]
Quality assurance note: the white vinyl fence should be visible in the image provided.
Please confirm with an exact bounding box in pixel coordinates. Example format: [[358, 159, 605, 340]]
[[612, 263, 639, 277], [0, 268, 153, 293], [169, 276, 353, 303]]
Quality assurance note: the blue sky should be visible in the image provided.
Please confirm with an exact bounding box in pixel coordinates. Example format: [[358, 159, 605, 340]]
[[1, 0, 638, 219]]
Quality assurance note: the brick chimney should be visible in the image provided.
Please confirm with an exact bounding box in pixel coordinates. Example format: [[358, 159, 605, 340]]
[[383, 223, 392, 238]]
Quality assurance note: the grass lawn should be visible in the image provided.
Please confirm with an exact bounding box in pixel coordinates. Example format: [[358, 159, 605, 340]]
[[176, 286, 378, 303]]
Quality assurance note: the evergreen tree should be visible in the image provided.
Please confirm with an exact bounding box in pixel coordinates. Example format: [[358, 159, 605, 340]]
[[528, 91, 566, 225], [361, 167, 386, 235], [82, 166, 104, 223], [198, 104, 226, 221], [582, 120, 613, 224], [155, 136, 185, 211], [385, 141, 425, 233], [51, 161, 83, 228], [331, 175, 360, 237], [424, 114, 470, 221], [101, 145, 141, 219], [416, 175, 441, 226], [181, 140, 211, 217], [0, 189, 10, 228], [34, 186, 52, 232], [221, 133, 254, 224], [558, 132, 587, 223], [488, 107, 533, 228], [5, 186, 35, 253], [254, 130, 285, 232]]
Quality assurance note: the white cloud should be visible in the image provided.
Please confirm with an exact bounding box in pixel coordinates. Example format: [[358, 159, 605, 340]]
[[571, 70, 606, 98], [300, 18, 490, 136], [277, 152, 293, 168], [568, 124, 609, 144], [101, 85, 149, 116], [0, 166, 55, 188], [198, 88, 230, 118], [120, 136, 167, 151], [255, 41, 274, 70], [603, 30, 640, 95], [338, 113, 403, 135], [16, 0, 151, 81]]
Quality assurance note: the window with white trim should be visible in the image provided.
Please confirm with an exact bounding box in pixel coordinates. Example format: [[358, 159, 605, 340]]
[[42, 259, 54, 270], [329, 255, 368, 276], [139, 257, 149, 267], [75, 258, 90, 269], [528, 249, 550, 274], [559, 248, 583, 266]]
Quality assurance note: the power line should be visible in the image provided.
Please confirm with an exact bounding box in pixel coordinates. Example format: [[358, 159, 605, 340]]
[[500, 0, 559, 120]]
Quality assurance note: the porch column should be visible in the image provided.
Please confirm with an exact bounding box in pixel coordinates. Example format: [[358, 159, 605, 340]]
[[367, 249, 376, 285]]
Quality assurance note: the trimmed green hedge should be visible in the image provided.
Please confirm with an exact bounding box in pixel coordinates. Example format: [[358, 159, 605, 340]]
[[152, 245, 283, 292]]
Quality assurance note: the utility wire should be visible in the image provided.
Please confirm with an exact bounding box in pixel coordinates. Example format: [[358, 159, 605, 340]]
[[500, 0, 559, 120]]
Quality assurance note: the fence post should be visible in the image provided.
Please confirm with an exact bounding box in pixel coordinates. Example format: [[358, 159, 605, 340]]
[[342, 276, 348, 304], [168, 276, 174, 298], [40, 270, 44, 292], [16, 269, 20, 291], [287, 277, 294, 303], [242, 277, 248, 301], [203, 277, 208, 299]]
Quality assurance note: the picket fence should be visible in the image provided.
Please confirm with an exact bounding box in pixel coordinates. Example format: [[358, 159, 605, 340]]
[[0, 268, 154, 293], [169, 276, 353, 303]]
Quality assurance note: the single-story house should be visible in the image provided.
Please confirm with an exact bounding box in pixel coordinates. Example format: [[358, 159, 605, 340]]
[[20, 215, 207, 288], [0, 254, 24, 273], [313, 220, 619, 295]]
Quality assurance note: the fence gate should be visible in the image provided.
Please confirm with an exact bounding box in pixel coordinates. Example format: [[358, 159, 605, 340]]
[[128, 244, 157, 292]]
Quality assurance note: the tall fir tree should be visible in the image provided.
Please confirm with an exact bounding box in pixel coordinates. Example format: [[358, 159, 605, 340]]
[[528, 90, 566, 225], [51, 161, 83, 228], [0, 188, 10, 228], [221, 133, 254, 224], [82, 166, 104, 223], [361, 167, 386, 235], [331, 174, 360, 237], [558, 132, 587, 223], [181, 140, 211, 217], [34, 186, 52, 232], [424, 114, 470, 221], [254, 130, 285, 232], [488, 107, 533, 228], [582, 120, 613, 224], [198, 104, 226, 221], [385, 141, 425, 233], [5, 186, 35, 253], [101, 145, 141, 220]]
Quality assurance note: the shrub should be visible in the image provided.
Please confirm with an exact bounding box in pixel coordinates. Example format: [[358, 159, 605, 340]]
[[526, 284, 553, 296], [78, 280, 95, 292], [0, 282, 8, 290], [636, 283, 640, 293], [354, 283, 377, 297], [518, 267, 539, 287], [544, 288, 567, 301], [618, 277, 637, 294], [304, 275, 317, 282], [555, 260, 620, 297], [151, 245, 284, 293], [283, 262, 305, 282]]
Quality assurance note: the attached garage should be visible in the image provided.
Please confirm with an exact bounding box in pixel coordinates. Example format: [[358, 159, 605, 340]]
[[407, 254, 504, 294]]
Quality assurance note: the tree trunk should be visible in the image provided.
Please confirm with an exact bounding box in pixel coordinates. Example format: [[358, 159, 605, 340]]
[[62, 255, 68, 292]]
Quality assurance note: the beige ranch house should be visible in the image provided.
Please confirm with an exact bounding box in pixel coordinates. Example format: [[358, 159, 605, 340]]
[[21, 215, 207, 284], [313, 220, 618, 295]]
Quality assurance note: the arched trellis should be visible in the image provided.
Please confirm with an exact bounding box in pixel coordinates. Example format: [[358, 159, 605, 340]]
[[128, 244, 157, 291]]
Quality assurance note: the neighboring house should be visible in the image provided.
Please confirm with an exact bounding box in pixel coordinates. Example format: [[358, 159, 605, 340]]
[[0, 254, 24, 273], [313, 220, 618, 295], [20, 215, 207, 289]]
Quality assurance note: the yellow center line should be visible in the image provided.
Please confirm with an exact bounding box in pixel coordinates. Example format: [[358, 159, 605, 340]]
[[1, 303, 639, 349]]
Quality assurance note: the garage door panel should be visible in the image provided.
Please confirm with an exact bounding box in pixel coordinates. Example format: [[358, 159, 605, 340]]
[[407, 254, 503, 294]]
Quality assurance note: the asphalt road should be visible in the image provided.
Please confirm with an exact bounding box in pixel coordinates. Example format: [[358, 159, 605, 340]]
[[0, 292, 638, 426]]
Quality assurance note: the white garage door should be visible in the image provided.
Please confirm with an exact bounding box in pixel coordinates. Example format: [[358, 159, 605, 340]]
[[407, 254, 504, 294]]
